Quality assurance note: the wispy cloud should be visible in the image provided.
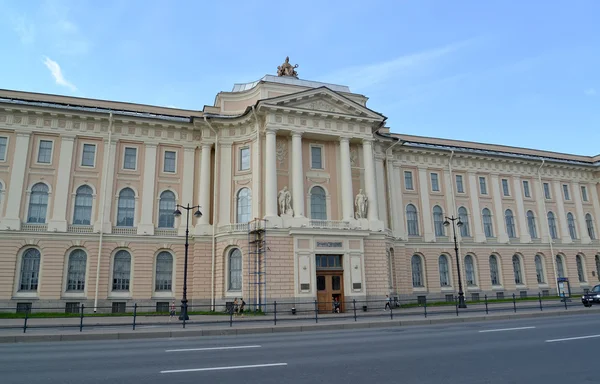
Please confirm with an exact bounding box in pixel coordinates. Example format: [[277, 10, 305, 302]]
[[584, 88, 596, 96], [41, 0, 90, 55], [43, 56, 77, 91], [10, 14, 35, 44]]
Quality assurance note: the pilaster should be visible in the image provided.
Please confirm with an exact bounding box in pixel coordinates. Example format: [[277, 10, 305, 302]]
[[467, 171, 486, 242], [137, 143, 157, 235], [512, 177, 532, 243], [48, 135, 75, 232], [418, 166, 434, 242], [0, 132, 31, 230]]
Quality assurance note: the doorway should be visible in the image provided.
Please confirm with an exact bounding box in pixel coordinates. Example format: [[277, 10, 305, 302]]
[[315, 254, 344, 313]]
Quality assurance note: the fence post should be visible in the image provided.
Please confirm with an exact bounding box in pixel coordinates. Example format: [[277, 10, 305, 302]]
[[132, 303, 137, 331], [390, 299, 394, 320], [564, 294, 568, 310], [485, 295, 488, 315], [353, 299, 357, 322], [455, 296, 459, 316], [229, 305, 233, 327], [274, 301, 277, 326], [539, 292, 543, 311], [79, 304, 85, 332], [23, 309, 28, 334], [512, 294, 516, 313], [424, 298, 427, 318], [314, 300, 318, 323]]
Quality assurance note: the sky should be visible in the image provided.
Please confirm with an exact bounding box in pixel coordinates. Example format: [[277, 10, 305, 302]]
[[0, 0, 599, 156]]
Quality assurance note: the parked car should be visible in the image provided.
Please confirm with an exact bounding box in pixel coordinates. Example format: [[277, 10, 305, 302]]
[[581, 285, 600, 307]]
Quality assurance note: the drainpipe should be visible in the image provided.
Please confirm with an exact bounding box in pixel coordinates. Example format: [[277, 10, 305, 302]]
[[538, 159, 560, 294], [93, 112, 113, 312], [203, 116, 219, 311]]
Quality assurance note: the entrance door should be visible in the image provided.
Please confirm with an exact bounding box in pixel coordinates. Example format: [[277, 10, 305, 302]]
[[316, 271, 344, 313]]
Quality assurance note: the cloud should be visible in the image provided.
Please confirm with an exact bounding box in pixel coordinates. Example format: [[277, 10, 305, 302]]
[[584, 88, 596, 96], [9, 14, 35, 44], [43, 56, 77, 91]]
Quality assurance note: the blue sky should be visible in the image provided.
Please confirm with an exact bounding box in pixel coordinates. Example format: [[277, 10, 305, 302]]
[[1, 0, 598, 156]]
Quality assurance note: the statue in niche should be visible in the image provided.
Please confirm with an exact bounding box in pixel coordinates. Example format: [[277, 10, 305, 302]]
[[277, 56, 299, 78], [278, 186, 293, 216], [355, 189, 368, 219]]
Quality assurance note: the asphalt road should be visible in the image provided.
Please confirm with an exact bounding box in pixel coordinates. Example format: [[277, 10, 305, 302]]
[[1, 314, 599, 384]]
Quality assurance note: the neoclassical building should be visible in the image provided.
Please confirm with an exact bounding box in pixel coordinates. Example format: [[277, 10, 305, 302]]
[[1, 59, 599, 313]]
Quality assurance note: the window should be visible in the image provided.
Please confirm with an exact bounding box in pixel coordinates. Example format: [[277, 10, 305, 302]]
[[556, 255, 565, 278], [155, 252, 173, 291], [489, 255, 500, 285], [411, 255, 423, 287], [512, 255, 523, 285], [19, 248, 41, 291], [236, 188, 252, 223], [239, 147, 250, 171], [116, 188, 135, 227], [576, 255, 585, 283], [439, 255, 450, 287], [311, 146, 323, 169], [547, 212, 558, 239], [527, 210, 538, 239], [596, 255, 600, 282], [455, 175, 464, 193], [404, 171, 414, 190], [406, 204, 419, 236], [228, 248, 242, 291], [482, 208, 494, 237], [581, 186, 588, 202], [0, 137, 6, 161], [112, 250, 131, 291], [81, 144, 96, 167], [66, 249, 86, 291], [543, 183, 551, 199], [479, 177, 487, 195], [458, 207, 470, 237], [310, 186, 326, 220], [535, 255, 545, 284], [123, 147, 137, 170], [316, 255, 343, 269], [505, 209, 516, 238], [158, 191, 176, 228], [523, 180, 531, 198], [433, 205, 445, 236], [73, 185, 93, 225], [37, 140, 53, 163], [27, 183, 49, 223], [430, 173, 440, 192], [502, 179, 510, 196], [563, 184, 570, 201], [164, 150, 176, 173], [567, 212, 577, 239], [465, 255, 476, 286], [586, 213, 595, 240]]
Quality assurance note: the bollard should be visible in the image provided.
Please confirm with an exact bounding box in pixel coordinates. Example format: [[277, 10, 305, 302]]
[[314, 300, 318, 323], [564, 294, 568, 310], [79, 304, 85, 332], [390, 300, 394, 320], [229, 305, 233, 327], [274, 301, 277, 326], [455, 296, 459, 316], [353, 299, 357, 322], [539, 292, 543, 311], [485, 295, 489, 315], [23, 309, 28, 334], [133, 303, 137, 331], [513, 294, 517, 313]]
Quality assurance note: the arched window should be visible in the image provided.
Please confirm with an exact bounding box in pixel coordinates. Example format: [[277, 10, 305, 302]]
[[158, 191, 176, 228], [406, 204, 419, 236], [411, 255, 424, 287], [547, 212, 558, 239], [465, 255, 476, 286], [512, 254, 523, 285], [482, 208, 494, 238], [228, 248, 242, 291], [155, 252, 173, 291], [73, 185, 93, 225], [439, 255, 450, 287], [556, 255, 565, 278], [489, 255, 500, 285], [27, 183, 49, 223], [535, 255, 545, 284], [505, 209, 516, 238], [433, 206, 445, 236], [586, 214, 595, 240], [576, 255, 585, 283], [236, 188, 252, 223], [66, 249, 86, 291], [458, 207, 470, 237], [116, 188, 135, 227], [567, 213, 577, 240], [19, 248, 41, 291], [310, 186, 326, 220], [527, 210, 538, 239], [112, 250, 131, 291]]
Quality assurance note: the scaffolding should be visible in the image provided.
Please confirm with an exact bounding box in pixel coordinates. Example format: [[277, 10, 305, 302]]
[[247, 218, 268, 313]]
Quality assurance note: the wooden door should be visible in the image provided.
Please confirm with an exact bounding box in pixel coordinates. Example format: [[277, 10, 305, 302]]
[[316, 271, 344, 313]]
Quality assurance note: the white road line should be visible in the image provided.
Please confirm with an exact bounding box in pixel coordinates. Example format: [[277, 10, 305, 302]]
[[546, 334, 600, 343], [160, 363, 288, 374], [478, 326, 536, 333], [165, 345, 262, 353]]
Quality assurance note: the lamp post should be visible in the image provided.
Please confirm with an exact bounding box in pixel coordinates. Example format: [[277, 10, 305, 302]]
[[173, 203, 202, 320], [443, 215, 467, 309]]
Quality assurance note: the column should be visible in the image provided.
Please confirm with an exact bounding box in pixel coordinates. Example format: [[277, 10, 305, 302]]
[[573, 182, 591, 244], [375, 156, 388, 228], [392, 162, 406, 238], [490, 174, 509, 243], [264, 129, 278, 219], [138, 143, 157, 235], [362, 139, 379, 222], [533, 178, 550, 242], [94, 139, 117, 233], [513, 177, 531, 243], [197, 143, 212, 226], [443, 169, 455, 221], [339, 137, 354, 221], [179, 146, 196, 235], [217, 143, 232, 227], [591, 183, 600, 240], [467, 172, 486, 242], [552, 180, 572, 243], [0, 133, 31, 230], [291, 132, 305, 217], [48, 135, 76, 232], [251, 138, 260, 220], [418, 167, 434, 242]]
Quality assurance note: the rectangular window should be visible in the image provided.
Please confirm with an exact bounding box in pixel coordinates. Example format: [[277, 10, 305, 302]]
[[523, 180, 531, 198], [81, 144, 96, 167], [582, 186, 588, 202], [563, 184, 570, 201], [0, 137, 7, 161], [404, 171, 414, 190], [164, 150, 176, 173], [455, 175, 464, 193], [479, 177, 487, 195], [311, 146, 323, 169], [239, 147, 250, 171], [501, 179, 510, 196], [430, 173, 439, 192], [123, 147, 137, 170], [543, 183, 551, 199], [37, 140, 53, 164]]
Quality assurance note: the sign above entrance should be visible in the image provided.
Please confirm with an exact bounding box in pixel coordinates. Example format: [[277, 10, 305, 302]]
[[316, 241, 343, 248]]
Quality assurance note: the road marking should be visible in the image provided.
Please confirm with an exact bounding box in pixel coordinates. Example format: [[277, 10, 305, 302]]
[[546, 334, 600, 343], [165, 345, 261, 353], [478, 326, 536, 333], [160, 363, 287, 373]]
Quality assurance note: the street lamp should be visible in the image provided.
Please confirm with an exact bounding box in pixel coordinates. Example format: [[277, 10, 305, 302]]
[[173, 203, 202, 320], [443, 215, 467, 309]]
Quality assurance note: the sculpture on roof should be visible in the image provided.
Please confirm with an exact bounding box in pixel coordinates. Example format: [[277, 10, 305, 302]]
[[277, 56, 299, 78]]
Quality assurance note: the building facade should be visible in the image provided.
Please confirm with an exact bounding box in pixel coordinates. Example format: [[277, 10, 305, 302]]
[[1, 62, 599, 313]]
